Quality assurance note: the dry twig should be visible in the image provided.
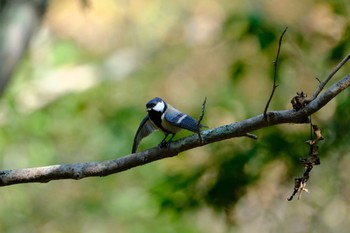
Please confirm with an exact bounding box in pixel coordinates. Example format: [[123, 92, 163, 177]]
[[311, 54, 350, 100], [197, 96, 207, 144], [264, 27, 288, 120]]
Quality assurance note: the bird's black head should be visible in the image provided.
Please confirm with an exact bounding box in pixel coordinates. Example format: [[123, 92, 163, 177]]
[[146, 97, 167, 113]]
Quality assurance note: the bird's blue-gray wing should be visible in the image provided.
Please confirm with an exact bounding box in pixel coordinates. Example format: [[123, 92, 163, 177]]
[[132, 115, 157, 153], [164, 107, 199, 132]]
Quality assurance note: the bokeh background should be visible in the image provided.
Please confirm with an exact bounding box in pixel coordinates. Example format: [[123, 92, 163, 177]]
[[1, 0, 350, 232]]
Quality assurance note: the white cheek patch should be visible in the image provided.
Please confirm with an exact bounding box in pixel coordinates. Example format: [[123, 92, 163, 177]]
[[153, 101, 165, 112]]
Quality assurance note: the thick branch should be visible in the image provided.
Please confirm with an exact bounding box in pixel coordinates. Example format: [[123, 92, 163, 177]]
[[1, 72, 350, 186]]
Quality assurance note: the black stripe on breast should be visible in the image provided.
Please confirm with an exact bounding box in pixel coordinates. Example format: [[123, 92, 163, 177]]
[[148, 110, 165, 131]]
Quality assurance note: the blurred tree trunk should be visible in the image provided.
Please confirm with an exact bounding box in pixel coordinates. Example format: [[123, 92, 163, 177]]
[[0, 0, 47, 96]]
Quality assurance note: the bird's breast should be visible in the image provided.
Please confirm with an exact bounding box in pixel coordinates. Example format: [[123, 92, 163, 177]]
[[148, 111, 162, 128], [161, 118, 182, 134]]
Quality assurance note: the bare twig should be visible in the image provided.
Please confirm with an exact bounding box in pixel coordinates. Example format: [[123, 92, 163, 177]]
[[0, 64, 349, 186], [197, 96, 207, 144], [315, 77, 322, 84], [244, 133, 258, 140], [264, 27, 288, 120], [311, 54, 350, 100]]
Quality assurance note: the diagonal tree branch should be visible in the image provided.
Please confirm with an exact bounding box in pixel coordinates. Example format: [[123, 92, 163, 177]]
[[311, 54, 350, 100], [0, 0, 47, 96], [0, 61, 350, 186]]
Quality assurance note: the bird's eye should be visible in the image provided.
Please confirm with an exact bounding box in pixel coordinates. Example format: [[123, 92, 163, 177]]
[[146, 103, 156, 109]]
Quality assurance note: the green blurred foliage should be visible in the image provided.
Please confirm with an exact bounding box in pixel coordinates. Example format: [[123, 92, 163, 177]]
[[1, 0, 350, 232]]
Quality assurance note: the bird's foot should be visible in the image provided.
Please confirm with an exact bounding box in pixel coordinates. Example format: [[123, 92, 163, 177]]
[[158, 140, 169, 149]]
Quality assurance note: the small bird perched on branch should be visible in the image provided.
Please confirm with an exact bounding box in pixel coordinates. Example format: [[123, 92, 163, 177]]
[[132, 97, 203, 153]]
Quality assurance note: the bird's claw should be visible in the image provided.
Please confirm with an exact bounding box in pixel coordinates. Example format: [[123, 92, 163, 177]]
[[158, 141, 169, 149]]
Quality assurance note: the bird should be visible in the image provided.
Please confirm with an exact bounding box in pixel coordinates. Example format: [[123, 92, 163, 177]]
[[132, 97, 202, 153]]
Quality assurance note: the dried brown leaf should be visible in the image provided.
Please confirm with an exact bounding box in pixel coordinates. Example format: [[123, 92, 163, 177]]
[[291, 91, 311, 110]]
